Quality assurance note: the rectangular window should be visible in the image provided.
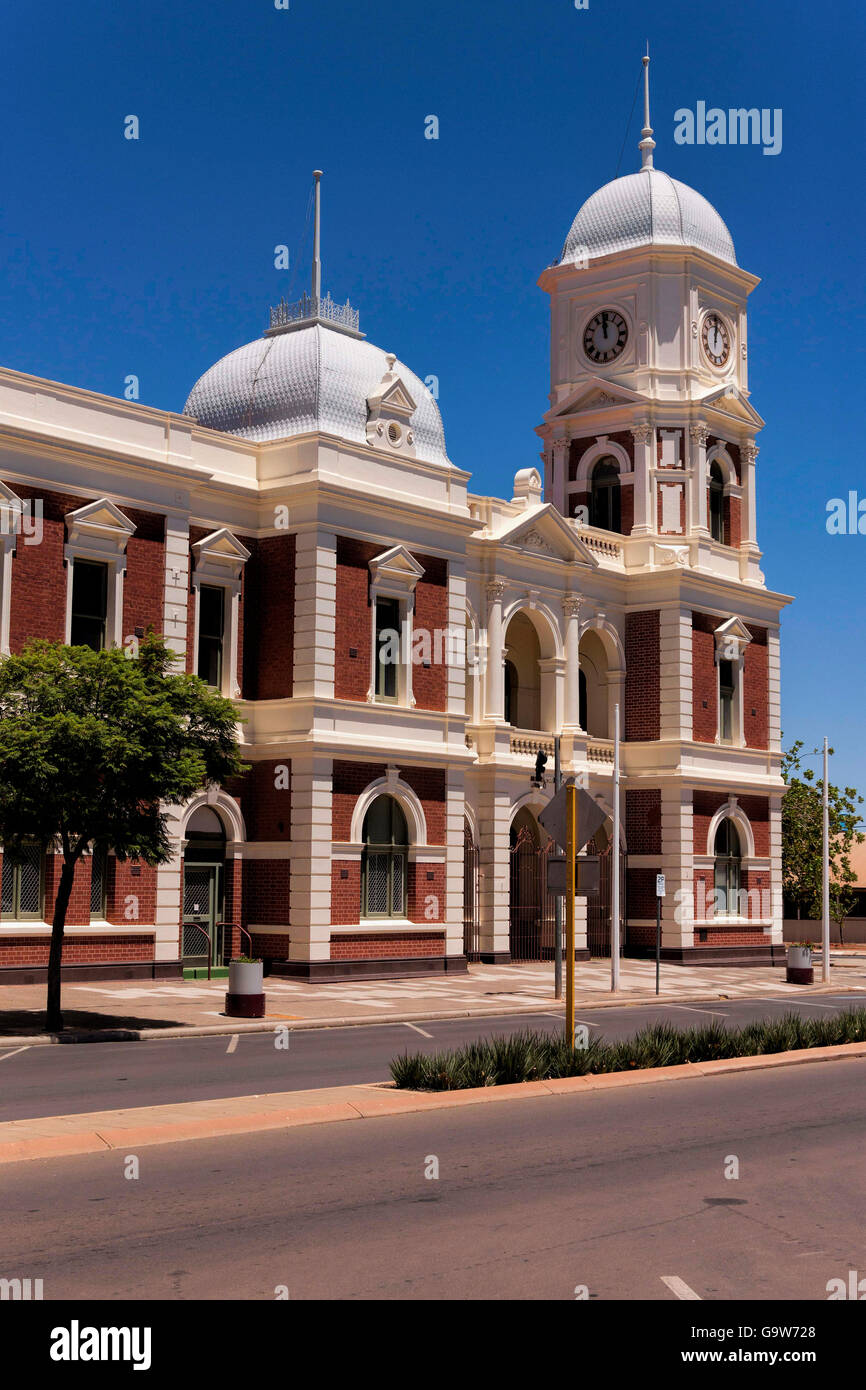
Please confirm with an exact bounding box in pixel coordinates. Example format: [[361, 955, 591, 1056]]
[[374, 597, 400, 702], [90, 848, 108, 918], [70, 561, 108, 651], [197, 585, 225, 688], [0, 846, 43, 919], [719, 659, 735, 744]]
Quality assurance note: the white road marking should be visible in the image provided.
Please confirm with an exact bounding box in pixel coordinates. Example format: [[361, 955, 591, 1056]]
[[0, 1045, 31, 1062], [661, 1275, 702, 1301], [668, 1005, 726, 1018], [403, 1023, 433, 1038], [226, 1034, 239, 1054], [575, 1018, 602, 1028]]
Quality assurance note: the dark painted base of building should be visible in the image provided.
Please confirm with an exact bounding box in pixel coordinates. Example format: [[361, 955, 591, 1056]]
[[630, 943, 787, 967], [269, 953, 470, 982], [0, 960, 183, 986]]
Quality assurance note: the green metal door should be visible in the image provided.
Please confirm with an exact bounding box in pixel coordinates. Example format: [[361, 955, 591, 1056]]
[[182, 865, 223, 965]]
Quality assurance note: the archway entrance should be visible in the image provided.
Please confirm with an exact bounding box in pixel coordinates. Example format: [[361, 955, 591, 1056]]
[[182, 806, 226, 967], [585, 822, 628, 958], [509, 807, 556, 961]]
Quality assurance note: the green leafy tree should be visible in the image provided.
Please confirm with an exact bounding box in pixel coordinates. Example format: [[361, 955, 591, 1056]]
[[782, 740, 863, 940], [0, 636, 247, 1030]]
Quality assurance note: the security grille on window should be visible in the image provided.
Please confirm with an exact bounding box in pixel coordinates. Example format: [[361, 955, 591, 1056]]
[[70, 561, 108, 651], [719, 659, 735, 743], [0, 845, 43, 919], [362, 795, 408, 918], [90, 848, 108, 918], [713, 819, 741, 914], [197, 585, 225, 688], [374, 597, 400, 702]]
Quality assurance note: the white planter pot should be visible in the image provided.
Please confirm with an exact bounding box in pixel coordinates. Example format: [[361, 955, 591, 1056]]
[[229, 960, 263, 995], [787, 946, 813, 971]]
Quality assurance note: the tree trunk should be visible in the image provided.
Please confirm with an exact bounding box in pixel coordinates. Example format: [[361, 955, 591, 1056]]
[[46, 857, 77, 1032]]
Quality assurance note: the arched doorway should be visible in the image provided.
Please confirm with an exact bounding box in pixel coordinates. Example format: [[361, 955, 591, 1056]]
[[585, 820, 628, 958], [182, 806, 227, 967], [509, 807, 556, 961], [361, 795, 408, 919]]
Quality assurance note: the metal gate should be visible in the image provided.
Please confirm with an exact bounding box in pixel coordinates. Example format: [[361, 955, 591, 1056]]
[[182, 864, 223, 965], [586, 835, 627, 958], [463, 824, 480, 960], [509, 829, 558, 962]]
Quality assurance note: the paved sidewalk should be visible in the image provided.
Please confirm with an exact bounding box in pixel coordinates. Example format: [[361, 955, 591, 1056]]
[[2, 955, 865, 1044]]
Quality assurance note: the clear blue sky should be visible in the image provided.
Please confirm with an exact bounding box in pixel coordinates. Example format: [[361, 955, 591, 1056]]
[[0, 0, 863, 798]]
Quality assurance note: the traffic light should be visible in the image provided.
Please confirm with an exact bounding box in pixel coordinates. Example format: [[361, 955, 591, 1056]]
[[533, 749, 548, 786]]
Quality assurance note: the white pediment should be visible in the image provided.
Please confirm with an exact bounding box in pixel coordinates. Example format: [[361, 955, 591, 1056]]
[[65, 498, 137, 550], [369, 544, 425, 595], [546, 376, 649, 424], [486, 505, 598, 568], [699, 384, 765, 429], [714, 615, 753, 656], [368, 377, 417, 417], [192, 528, 251, 582]]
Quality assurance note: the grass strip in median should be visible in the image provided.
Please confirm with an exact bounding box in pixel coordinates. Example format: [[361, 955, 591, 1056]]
[[390, 1009, 866, 1091]]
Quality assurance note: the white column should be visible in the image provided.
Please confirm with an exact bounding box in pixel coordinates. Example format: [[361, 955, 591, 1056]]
[[661, 786, 694, 952], [293, 528, 336, 699], [444, 768, 466, 961], [477, 773, 512, 959], [288, 755, 334, 962], [689, 423, 710, 535], [162, 518, 190, 662], [629, 423, 653, 535], [768, 794, 784, 947], [767, 625, 782, 754], [483, 579, 506, 721], [658, 606, 693, 741], [551, 436, 570, 515], [562, 594, 581, 729], [741, 441, 759, 547], [446, 559, 467, 717]]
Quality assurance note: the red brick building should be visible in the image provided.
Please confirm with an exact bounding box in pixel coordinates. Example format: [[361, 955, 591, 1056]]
[[0, 133, 790, 982]]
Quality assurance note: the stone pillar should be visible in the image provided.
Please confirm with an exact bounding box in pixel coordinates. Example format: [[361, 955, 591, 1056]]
[[658, 606, 693, 742], [768, 793, 784, 947], [741, 441, 759, 547], [446, 559, 467, 718], [293, 528, 336, 700], [767, 624, 782, 755], [477, 772, 512, 960], [444, 768, 466, 963], [551, 435, 570, 516], [660, 785, 694, 953], [689, 423, 710, 536], [288, 755, 334, 963], [562, 594, 582, 730], [162, 518, 190, 662], [629, 423, 653, 535], [484, 579, 506, 721]]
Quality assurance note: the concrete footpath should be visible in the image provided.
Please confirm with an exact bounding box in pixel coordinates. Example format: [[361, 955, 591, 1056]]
[[2, 955, 865, 1046], [2, 1039, 865, 1165]]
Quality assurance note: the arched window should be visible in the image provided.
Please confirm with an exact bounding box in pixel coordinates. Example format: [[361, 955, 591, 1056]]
[[362, 796, 408, 919], [504, 659, 518, 725], [590, 458, 621, 533], [714, 818, 741, 914], [709, 461, 725, 544]]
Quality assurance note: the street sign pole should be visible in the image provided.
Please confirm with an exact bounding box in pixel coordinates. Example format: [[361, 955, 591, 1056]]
[[822, 736, 830, 984], [565, 781, 576, 1046], [655, 873, 665, 996], [611, 702, 621, 992], [554, 736, 563, 1001]]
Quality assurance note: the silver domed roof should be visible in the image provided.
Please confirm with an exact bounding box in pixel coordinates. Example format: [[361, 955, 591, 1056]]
[[183, 324, 449, 466], [559, 167, 736, 267]]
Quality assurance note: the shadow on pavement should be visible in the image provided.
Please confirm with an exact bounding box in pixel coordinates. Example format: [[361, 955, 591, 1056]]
[[0, 1009, 188, 1040]]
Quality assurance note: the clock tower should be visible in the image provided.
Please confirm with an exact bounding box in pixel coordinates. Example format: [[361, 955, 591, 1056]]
[[537, 51, 764, 582]]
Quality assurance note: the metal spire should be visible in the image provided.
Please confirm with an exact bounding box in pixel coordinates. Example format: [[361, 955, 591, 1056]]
[[311, 170, 323, 302], [639, 45, 655, 170]]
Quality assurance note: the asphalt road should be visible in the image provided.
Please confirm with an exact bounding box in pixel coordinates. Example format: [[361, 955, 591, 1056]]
[[2, 1057, 865, 1300], [0, 992, 862, 1121]]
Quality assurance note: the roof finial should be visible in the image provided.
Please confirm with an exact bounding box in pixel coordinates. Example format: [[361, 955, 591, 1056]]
[[312, 170, 323, 302], [639, 45, 655, 170]]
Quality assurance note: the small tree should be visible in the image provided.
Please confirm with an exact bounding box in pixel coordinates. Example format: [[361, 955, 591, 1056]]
[[782, 740, 864, 938], [0, 636, 247, 1030]]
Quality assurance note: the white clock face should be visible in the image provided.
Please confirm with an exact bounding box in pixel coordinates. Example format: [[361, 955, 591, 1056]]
[[702, 313, 731, 368], [584, 309, 628, 365]]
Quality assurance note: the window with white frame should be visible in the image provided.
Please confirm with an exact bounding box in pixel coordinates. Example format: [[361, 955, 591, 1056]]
[[64, 499, 136, 650], [713, 617, 752, 747], [190, 530, 250, 698], [367, 546, 425, 707]]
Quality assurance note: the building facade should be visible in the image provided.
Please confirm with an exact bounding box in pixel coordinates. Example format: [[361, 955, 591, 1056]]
[[0, 118, 791, 983]]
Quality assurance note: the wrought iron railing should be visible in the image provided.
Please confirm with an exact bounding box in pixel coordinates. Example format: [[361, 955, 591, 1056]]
[[269, 291, 359, 333]]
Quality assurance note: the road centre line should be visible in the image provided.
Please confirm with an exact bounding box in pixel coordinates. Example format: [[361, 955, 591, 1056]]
[[661, 1275, 702, 1300]]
